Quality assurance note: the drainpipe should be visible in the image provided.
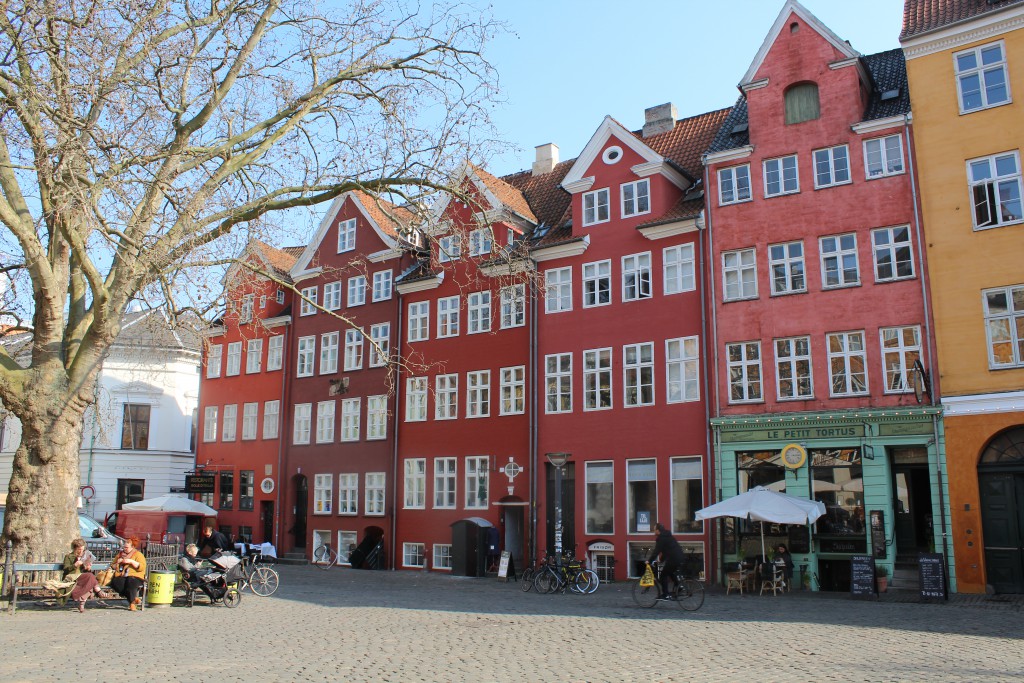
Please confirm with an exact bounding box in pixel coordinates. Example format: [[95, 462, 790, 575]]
[[528, 262, 539, 567], [389, 289, 404, 572], [274, 316, 291, 552], [85, 382, 101, 517]]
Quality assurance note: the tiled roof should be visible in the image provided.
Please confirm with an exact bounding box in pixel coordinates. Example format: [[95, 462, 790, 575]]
[[471, 165, 539, 224], [636, 195, 704, 229], [118, 309, 204, 354], [901, 0, 1024, 40], [638, 107, 732, 180], [395, 260, 438, 285], [353, 190, 417, 239], [501, 159, 575, 248], [252, 240, 302, 282], [708, 49, 910, 155]]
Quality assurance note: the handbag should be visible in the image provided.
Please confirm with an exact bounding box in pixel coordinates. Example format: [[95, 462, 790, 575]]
[[639, 562, 656, 588], [95, 568, 115, 587]]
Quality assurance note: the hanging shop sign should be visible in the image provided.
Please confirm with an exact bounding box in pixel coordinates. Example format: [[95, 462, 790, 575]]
[[185, 474, 215, 494]]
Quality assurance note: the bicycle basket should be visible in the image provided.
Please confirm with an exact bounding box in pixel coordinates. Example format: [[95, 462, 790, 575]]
[[639, 563, 655, 587]]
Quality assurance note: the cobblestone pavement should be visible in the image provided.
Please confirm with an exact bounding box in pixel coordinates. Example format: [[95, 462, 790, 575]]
[[3, 567, 1023, 683]]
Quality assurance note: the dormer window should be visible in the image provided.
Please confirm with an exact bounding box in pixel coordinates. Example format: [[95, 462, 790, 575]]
[[583, 188, 610, 226], [469, 228, 493, 256], [437, 234, 461, 263], [784, 82, 820, 124], [621, 180, 650, 218]]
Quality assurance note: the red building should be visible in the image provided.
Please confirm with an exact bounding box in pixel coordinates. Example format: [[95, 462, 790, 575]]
[[532, 108, 728, 582], [704, 1, 943, 592], [197, 240, 300, 544], [283, 192, 417, 567]]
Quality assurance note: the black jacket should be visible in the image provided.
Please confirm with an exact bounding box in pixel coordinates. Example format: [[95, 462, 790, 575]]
[[199, 530, 232, 555], [648, 530, 685, 565]]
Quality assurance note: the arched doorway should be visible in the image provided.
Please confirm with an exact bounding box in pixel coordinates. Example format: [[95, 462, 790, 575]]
[[979, 426, 1024, 593]]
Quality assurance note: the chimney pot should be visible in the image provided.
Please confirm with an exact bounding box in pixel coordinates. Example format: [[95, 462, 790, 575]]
[[532, 143, 559, 176], [643, 102, 677, 138]]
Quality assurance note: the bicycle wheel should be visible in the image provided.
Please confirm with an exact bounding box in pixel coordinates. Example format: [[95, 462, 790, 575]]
[[632, 580, 659, 608], [249, 566, 280, 596], [312, 545, 336, 569], [223, 588, 241, 608], [571, 570, 591, 594], [675, 579, 705, 611], [520, 567, 535, 592], [584, 569, 600, 594], [534, 568, 557, 594]]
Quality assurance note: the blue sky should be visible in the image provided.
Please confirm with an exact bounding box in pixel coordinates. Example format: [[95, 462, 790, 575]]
[[484, 0, 906, 176]]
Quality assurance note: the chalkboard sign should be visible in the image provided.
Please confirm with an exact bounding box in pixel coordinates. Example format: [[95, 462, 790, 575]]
[[918, 553, 947, 600], [850, 554, 877, 598], [870, 510, 886, 559], [497, 551, 514, 581], [788, 525, 810, 554]]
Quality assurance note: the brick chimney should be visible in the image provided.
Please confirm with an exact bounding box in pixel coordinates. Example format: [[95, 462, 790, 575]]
[[532, 143, 559, 176], [643, 103, 677, 138]]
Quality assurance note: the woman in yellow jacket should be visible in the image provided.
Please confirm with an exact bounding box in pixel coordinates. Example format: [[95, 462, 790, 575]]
[[109, 536, 147, 610]]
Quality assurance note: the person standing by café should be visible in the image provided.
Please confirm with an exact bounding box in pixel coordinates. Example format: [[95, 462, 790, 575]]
[[774, 543, 794, 588], [198, 525, 232, 557], [109, 537, 147, 611], [647, 523, 685, 601]]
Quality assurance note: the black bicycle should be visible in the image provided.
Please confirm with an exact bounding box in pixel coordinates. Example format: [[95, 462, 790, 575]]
[[632, 560, 704, 611]]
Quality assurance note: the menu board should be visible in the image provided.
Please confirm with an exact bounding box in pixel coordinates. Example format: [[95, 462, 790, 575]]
[[850, 554, 877, 598], [870, 510, 886, 559], [498, 551, 513, 580], [788, 525, 810, 554], [919, 553, 947, 600]]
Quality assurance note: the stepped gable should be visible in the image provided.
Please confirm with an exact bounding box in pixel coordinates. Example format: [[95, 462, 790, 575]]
[[901, 0, 1024, 40]]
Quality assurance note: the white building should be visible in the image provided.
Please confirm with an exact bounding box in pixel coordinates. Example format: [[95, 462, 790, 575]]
[[0, 309, 202, 520]]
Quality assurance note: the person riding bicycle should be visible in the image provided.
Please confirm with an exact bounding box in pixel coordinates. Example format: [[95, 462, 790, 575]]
[[647, 522, 685, 601]]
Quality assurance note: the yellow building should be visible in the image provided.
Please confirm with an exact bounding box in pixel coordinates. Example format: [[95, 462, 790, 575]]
[[901, 0, 1024, 594]]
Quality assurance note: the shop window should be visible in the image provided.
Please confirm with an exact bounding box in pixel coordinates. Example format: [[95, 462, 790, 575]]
[[671, 457, 703, 533], [219, 471, 234, 510], [627, 459, 657, 534], [810, 448, 864, 537], [239, 471, 255, 511], [585, 461, 614, 534]]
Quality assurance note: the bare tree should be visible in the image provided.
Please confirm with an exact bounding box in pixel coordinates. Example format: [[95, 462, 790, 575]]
[[0, 0, 501, 555]]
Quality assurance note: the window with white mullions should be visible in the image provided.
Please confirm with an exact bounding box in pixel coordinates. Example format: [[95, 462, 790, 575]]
[[267, 336, 283, 371], [323, 281, 342, 311], [315, 401, 335, 444], [320, 331, 339, 374], [337, 218, 357, 252], [402, 543, 425, 568], [221, 404, 237, 442], [404, 459, 426, 509], [469, 228, 493, 256], [955, 41, 1010, 113], [583, 260, 611, 307], [583, 348, 612, 411], [582, 188, 610, 226], [246, 339, 262, 374], [366, 395, 387, 440], [722, 248, 757, 301], [465, 456, 489, 509], [500, 366, 525, 415], [871, 226, 914, 281], [435, 374, 458, 420], [545, 267, 572, 313], [365, 472, 385, 515], [665, 336, 699, 403], [293, 403, 312, 444], [466, 370, 490, 418], [663, 244, 695, 295], [203, 406, 218, 442], [501, 285, 525, 328], [775, 336, 813, 400], [621, 179, 650, 218], [207, 345, 222, 378], [434, 457, 457, 509], [433, 544, 453, 569], [764, 155, 799, 197], [338, 474, 358, 515], [408, 302, 429, 342], [819, 234, 859, 288], [718, 164, 751, 205], [467, 291, 491, 334], [813, 145, 850, 188], [545, 353, 572, 414], [983, 285, 1024, 368], [226, 342, 241, 376], [880, 326, 921, 393], [296, 336, 315, 377], [372, 270, 392, 301], [863, 135, 904, 178], [262, 400, 279, 440], [341, 398, 360, 442], [827, 331, 868, 396], [300, 286, 317, 316], [369, 323, 390, 367], [241, 402, 258, 440], [968, 151, 1023, 229], [347, 276, 366, 307], [622, 253, 652, 301], [727, 341, 762, 403], [768, 241, 806, 295], [343, 329, 363, 371], [313, 474, 333, 514], [405, 377, 427, 422], [437, 234, 461, 263], [623, 342, 654, 407]]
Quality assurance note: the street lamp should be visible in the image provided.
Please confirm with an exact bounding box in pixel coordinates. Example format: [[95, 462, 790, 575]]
[[545, 452, 571, 558]]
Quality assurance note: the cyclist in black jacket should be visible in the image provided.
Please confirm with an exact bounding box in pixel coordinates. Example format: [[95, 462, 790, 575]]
[[647, 523, 685, 600]]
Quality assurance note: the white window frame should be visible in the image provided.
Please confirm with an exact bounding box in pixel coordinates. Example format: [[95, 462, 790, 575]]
[[871, 225, 915, 282], [372, 270, 393, 302], [338, 473, 359, 515], [344, 329, 363, 371], [583, 260, 611, 308], [320, 332, 339, 375], [763, 155, 799, 197], [501, 285, 525, 329], [437, 234, 461, 263], [262, 400, 279, 440], [469, 227, 493, 256], [293, 403, 312, 444], [323, 281, 342, 311], [499, 366, 525, 415], [434, 457, 457, 509], [241, 402, 259, 440], [621, 179, 651, 218], [337, 217, 356, 253], [983, 284, 1024, 368], [246, 339, 262, 374], [408, 302, 429, 342], [315, 400, 335, 444], [863, 135, 905, 179], [221, 404, 237, 441], [666, 336, 699, 404], [583, 348, 613, 411], [827, 331, 869, 397], [623, 342, 655, 407], [880, 326, 921, 393], [718, 164, 752, 205], [582, 187, 610, 226], [466, 370, 490, 418], [545, 267, 572, 313], [267, 336, 283, 371], [967, 151, 1023, 230], [545, 353, 572, 414], [226, 342, 242, 376], [726, 341, 763, 404], [296, 336, 315, 377], [367, 395, 387, 440], [437, 295, 460, 338], [585, 460, 615, 535], [347, 275, 366, 307], [207, 344, 222, 378], [402, 542, 426, 568], [775, 336, 814, 401], [404, 459, 426, 509], [622, 252, 652, 302], [954, 40, 1011, 114], [239, 294, 255, 324], [405, 377, 427, 422], [300, 286, 317, 316], [433, 544, 453, 570], [465, 456, 489, 509], [203, 406, 218, 442], [722, 248, 758, 301], [365, 472, 385, 516], [812, 144, 851, 189], [435, 374, 458, 420], [819, 234, 860, 289], [314, 474, 333, 515], [670, 456, 704, 535], [663, 244, 695, 295], [768, 241, 806, 295], [467, 291, 491, 334], [341, 398, 361, 442], [369, 323, 390, 367]]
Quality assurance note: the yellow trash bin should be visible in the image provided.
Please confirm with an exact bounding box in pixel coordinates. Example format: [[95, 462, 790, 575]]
[[147, 570, 175, 606]]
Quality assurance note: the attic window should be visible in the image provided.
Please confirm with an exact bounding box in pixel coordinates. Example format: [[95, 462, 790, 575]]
[[880, 89, 900, 101], [790, 22, 799, 34], [731, 123, 749, 135], [602, 146, 623, 165], [784, 82, 820, 125]]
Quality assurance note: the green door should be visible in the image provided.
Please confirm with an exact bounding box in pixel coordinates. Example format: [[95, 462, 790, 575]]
[[979, 473, 1024, 594]]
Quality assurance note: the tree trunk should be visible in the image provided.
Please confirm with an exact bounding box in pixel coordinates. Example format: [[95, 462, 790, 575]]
[[2, 378, 90, 558]]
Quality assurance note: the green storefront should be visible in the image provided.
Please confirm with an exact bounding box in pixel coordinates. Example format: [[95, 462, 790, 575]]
[[711, 407, 952, 593]]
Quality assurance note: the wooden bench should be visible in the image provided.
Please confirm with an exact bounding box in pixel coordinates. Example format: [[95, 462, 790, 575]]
[[3, 560, 153, 614]]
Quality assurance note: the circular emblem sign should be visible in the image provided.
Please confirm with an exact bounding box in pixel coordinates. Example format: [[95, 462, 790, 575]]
[[780, 443, 807, 470], [260, 478, 275, 494]]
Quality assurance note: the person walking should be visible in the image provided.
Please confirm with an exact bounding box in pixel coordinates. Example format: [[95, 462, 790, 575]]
[[647, 523, 685, 601]]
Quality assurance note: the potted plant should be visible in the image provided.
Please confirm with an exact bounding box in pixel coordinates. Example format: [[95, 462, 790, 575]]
[[876, 564, 889, 593]]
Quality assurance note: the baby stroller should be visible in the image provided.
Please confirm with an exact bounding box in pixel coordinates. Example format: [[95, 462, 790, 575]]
[[180, 552, 243, 608]]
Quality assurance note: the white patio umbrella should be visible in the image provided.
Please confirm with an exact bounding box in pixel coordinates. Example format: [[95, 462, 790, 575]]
[[122, 495, 217, 515], [696, 486, 827, 561]]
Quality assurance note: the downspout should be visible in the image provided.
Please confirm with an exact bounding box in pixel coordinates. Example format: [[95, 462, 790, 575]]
[[85, 382, 101, 517], [528, 261, 539, 568], [389, 288, 404, 572], [274, 316, 291, 551]]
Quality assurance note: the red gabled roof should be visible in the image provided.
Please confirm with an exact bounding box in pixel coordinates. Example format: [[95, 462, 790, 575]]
[[352, 190, 416, 239], [901, 0, 1024, 40], [252, 240, 302, 282], [637, 107, 732, 180]]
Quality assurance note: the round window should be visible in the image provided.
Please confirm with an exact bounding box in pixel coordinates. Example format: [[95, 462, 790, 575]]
[[602, 146, 623, 164]]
